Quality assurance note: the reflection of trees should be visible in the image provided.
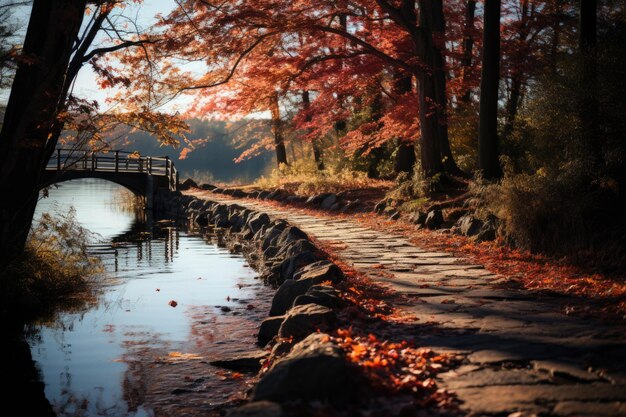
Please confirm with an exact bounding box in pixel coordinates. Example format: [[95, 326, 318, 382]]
[[108, 223, 179, 271], [21, 222, 271, 416], [5, 327, 55, 417]]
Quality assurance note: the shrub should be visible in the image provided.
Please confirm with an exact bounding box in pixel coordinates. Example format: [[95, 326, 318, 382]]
[[2, 208, 102, 320], [254, 158, 385, 195], [472, 28, 626, 271]]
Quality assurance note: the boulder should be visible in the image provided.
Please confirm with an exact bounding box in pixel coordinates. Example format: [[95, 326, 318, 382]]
[[269, 263, 343, 316], [194, 211, 210, 227], [269, 279, 313, 316], [187, 198, 204, 211], [257, 191, 271, 200], [446, 208, 468, 224], [179, 178, 198, 190], [278, 304, 336, 340], [213, 213, 231, 228], [200, 183, 216, 191], [274, 226, 308, 247], [275, 238, 319, 260], [274, 251, 323, 284], [267, 189, 287, 201], [228, 211, 246, 231], [258, 316, 285, 345], [231, 189, 246, 198], [246, 212, 271, 234], [425, 209, 444, 229], [320, 193, 337, 209], [408, 211, 425, 225], [226, 401, 282, 417], [374, 199, 387, 213], [286, 195, 305, 203], [252, 333, 356, 402], [293, 285, 343, 310], [476, 218, 498, 242], [341, 199, 361, 213], [306, 193, 331, 205], [389, 211, 400, 221], [457, 214, 483, 236], [261, 224, 287, 251], [210, 351, 269, 372], [293, 294, 339, 310], [293, 260, 343, 283], [262, 245, 280, 261]]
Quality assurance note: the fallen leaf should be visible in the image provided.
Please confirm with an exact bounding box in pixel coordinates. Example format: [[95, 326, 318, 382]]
[[169, 300, 178, 307]]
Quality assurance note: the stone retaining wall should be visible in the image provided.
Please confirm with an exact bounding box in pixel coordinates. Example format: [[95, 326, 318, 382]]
[[155, 191, 363, 414]]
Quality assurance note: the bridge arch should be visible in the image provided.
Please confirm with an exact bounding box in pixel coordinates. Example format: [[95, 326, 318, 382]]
[[38, 172, 147, 197], [41, 149, 178, 209]]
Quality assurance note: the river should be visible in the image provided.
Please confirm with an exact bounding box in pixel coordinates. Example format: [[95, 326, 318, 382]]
[[26, 178, 272, 417]]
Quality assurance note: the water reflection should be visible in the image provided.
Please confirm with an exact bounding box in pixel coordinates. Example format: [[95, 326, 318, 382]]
[[26, 179, 272, 417]]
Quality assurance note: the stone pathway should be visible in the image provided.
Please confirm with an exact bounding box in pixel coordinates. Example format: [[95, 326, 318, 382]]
[[188, 190, 626, 416]]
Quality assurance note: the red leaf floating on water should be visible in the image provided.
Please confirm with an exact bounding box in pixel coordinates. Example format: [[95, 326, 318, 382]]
[[169, 300, 178, 307]]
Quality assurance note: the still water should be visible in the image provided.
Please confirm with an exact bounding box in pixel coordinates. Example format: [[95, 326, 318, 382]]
[[28, 178, 270, 417]]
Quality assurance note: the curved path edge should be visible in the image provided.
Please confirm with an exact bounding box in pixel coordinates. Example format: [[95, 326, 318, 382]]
[[187, 189, 626, 417]]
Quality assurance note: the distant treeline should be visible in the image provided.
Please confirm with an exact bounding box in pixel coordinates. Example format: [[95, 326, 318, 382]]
[[112, 118, 273, 183]]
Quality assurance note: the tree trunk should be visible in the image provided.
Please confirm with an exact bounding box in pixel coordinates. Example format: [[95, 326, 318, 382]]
[[366, 87, 386, 178], [393, 74, 416, 175], [460, 0, 477, 103], [502, 0, 530, 141], [418, 0, 463, 177], [549, 3, 561, 75], [579, 0, 599, 161], [503, 73, 522, 139], [394, 142, 416, 176], [478, 0, 502, 180], [0, 0, 86, 272], [302, 91, 324, 170], [417, 72, 444, 178], [269, 93, 288, 167]]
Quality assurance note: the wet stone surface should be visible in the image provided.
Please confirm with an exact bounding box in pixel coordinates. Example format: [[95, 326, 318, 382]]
[[190, 190, 626, 417]]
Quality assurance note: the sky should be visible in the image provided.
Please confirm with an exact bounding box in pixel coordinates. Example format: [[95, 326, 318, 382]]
[[1, 0, 182, 110], [73, 1, 180, 109]]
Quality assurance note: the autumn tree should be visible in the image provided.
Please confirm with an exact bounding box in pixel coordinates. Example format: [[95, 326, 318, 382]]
[[114, 0, 470, 179], [478, 0, 502, 180], [0, 0, 167, 272], [459, 1, 477, 104], [579, 0, 599, 161]]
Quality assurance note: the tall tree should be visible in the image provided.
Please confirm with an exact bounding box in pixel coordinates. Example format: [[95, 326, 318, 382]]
[[478, 0, 503, 180], [269, 92, 288, 166], [459, 0, 477, 104], [0, 0, 162, 271], [579, 0, 599, 160], [0, 0, 87, 270], [118, 0, 466, 179], [393, 72, 416, 175], [302, 90, 324, 170]]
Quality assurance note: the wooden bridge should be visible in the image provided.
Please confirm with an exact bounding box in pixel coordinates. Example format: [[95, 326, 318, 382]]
[[41, 149, 178, 209]]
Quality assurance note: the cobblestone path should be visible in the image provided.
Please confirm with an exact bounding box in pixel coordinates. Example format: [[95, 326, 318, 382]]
[[188, 190, 626, 416]]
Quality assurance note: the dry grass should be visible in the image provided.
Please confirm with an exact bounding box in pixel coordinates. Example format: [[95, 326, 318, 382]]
[[2, 208, 103, 321], [253, 160, 392, 196]]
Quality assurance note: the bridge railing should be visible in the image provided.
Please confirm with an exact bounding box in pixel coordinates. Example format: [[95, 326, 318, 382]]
[[46, 149, 178, 191]]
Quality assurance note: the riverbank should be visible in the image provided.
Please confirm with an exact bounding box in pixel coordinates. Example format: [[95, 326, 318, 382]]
[[157, 191, 457, 416], [181, 188, 626, 417]]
